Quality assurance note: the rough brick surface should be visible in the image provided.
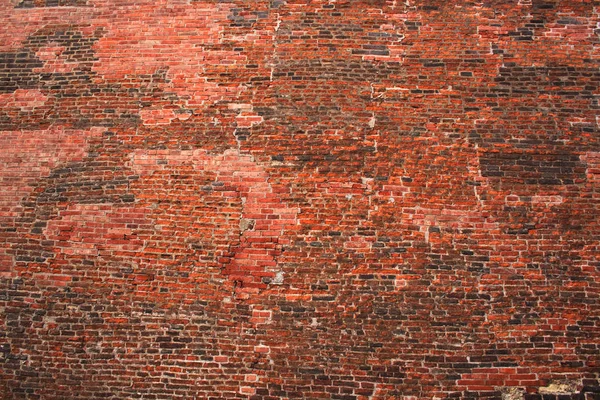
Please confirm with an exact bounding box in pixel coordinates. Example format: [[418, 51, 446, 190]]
[[0, 0, 599, 399]]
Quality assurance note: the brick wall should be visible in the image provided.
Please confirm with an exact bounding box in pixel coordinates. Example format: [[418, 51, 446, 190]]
[[1, 0, 599, 399]]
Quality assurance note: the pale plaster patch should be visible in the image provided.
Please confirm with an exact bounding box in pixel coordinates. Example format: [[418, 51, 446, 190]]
[[0, 89, 48, 111], [0, 127, 101, 275], [128, 148, 298, 288]]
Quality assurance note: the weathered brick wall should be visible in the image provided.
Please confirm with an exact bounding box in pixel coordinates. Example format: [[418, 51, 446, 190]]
[[1, 0, 599, 398]]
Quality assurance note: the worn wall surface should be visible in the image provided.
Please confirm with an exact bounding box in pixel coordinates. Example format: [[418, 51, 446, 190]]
[[1, 0, 599, 398]]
